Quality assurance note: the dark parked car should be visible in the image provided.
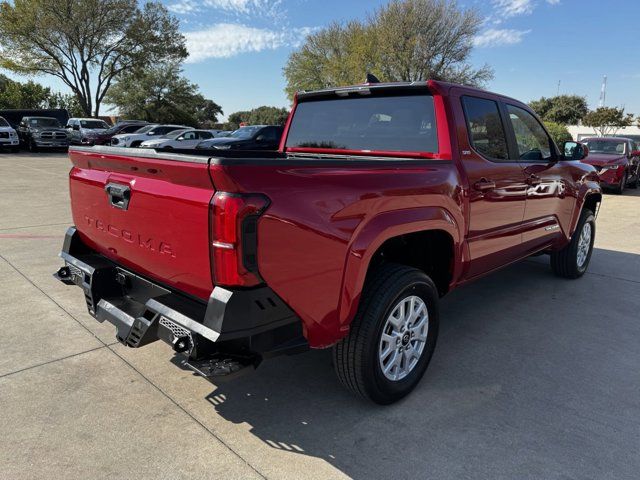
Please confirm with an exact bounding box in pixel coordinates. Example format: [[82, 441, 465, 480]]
[[579, 137, 640, 194], [17, 116, 70, 151], [89, 120, 149, 146], [196, 125, 283, 150]]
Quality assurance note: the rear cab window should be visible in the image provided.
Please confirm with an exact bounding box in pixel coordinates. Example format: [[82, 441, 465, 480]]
[[461, 96, 509, 161], [285, 91, 438, 156]]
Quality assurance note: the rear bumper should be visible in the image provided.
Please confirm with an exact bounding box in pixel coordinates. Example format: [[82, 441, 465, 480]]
[[54, 227, 307, 377]]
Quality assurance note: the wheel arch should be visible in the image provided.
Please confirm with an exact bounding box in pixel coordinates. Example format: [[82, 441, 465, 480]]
[[337, 206, 462, 334], [569, 187, 602, 239]]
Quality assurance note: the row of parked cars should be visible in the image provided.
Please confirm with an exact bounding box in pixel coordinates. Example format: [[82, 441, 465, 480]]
[[2, 113, 638, 194], [0, 115, 285, 152]]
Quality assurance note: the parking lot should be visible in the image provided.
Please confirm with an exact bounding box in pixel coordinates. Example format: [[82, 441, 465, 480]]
[[0, 151, 638, 480]]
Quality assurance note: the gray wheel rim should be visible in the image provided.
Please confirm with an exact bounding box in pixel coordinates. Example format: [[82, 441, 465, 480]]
[[378, 295, 428, 381], [577, 222, 592, 268]]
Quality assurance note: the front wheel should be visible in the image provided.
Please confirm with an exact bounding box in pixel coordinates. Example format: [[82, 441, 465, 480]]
[[333, 263, 439, 404], [614, 171, 627, 194], [550, 209, 595, 279], [629, 166, 639, 189]]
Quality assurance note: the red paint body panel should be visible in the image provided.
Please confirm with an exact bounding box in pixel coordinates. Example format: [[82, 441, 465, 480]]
[[68, 149, 214, 300], [66, 80, 602, 349], [209, 161, 463, 347]]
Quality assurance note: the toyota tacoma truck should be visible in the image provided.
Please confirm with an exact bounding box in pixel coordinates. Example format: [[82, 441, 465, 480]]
[[55, 80, 602, 404]]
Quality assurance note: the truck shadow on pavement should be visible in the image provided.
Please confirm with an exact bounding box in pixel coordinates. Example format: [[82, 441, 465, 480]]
[[199, 248, 640, 479]]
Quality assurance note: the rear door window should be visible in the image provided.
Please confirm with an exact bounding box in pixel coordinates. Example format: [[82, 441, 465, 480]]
[[285, 93, 438, 154], [461, 96, 509, 160]]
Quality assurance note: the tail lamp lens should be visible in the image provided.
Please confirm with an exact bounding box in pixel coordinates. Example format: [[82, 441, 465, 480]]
[[209, 192, 269, 287]]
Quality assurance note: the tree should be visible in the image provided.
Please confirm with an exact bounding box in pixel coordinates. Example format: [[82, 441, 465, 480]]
[[247, 106, 290, 126], [225, 107, 290, 130], [284, 0, 492, 100], [0, 73, 83, 115], [543, 121, 572, 146], [582, 107, 634, 137], [0, 74, 51, 108], [529, 95, 588, 125], [0, 0, 187, 116], [194, 99, 225, 129], [105, 62, 222, 127], [47, 91, 85, 117]]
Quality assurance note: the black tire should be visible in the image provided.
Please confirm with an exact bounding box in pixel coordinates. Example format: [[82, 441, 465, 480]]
[[161, 146, 173, 152], [333, 263, 439, 404], [629, 166, 639, 189], [11, 147, 19, 153], [614, 171, 627, 194], [130, 141, 142, 148], [28, 139, 38, 152], [550, 209, 595, 279]]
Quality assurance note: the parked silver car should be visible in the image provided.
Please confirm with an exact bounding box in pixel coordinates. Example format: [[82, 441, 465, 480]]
[[110, 124, 189, 148], [139, 129, 217, 150], [66, 118, 110, 145]]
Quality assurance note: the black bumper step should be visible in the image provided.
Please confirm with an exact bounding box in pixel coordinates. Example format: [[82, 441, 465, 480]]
[[54, 226, 309, 375]]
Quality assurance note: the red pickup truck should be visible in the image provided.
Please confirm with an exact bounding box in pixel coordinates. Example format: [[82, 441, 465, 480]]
[[55, 80, 602, 404]]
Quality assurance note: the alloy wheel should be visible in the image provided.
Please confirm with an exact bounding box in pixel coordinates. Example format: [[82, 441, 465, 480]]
[[378, 295, 429, 381]]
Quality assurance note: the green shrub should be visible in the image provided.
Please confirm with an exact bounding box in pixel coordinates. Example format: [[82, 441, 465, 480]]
[[544, 121, 572, 146]]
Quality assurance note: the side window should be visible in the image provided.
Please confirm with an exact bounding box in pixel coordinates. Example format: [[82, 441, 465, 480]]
[[199, 131, 213, 139], [506, 105, 552, 161], [123, 125, 140, 133], [461, 96, 509, 160], [263, 127, 280, 141], [182, 131, 196, 140]]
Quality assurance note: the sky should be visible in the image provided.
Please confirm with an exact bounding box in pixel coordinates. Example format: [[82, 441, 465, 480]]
[[7, 0, 640, 119]]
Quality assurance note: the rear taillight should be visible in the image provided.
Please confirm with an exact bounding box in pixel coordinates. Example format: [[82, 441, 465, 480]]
[[209, 192, 269, 287]]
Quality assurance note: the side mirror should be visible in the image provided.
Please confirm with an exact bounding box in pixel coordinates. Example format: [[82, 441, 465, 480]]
[[631, 150, 640, 157], [255, 134, 266, 142], [562, 141, 588, 160]]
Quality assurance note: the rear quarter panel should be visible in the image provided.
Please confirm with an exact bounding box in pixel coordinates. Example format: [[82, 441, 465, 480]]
[[210, 160, 464, 347]]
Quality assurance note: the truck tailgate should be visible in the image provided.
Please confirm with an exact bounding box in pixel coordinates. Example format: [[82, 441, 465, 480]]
[[68, 147, 214, 300]]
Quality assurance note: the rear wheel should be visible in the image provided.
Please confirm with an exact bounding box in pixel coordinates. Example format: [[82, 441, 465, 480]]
[[11, 147, 19, 153], [550, 209, 595, 279], [333, 263, 439, 404]]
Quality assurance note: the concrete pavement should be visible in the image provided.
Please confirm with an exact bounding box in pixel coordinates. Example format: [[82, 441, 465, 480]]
[[0, 151, 638, 480]]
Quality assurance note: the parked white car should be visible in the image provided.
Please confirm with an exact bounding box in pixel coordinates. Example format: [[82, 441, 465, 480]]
[[65, 118, 110, 145], [110, 124, 189, 148], [140, 129, 217, 150], [0, 116, 19, 152]]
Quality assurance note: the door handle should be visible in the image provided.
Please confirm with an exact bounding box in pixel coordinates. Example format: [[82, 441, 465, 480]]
[[105, 183, 131, 210], [526, 174, 542, 186], [473, 178, 496, 191]]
